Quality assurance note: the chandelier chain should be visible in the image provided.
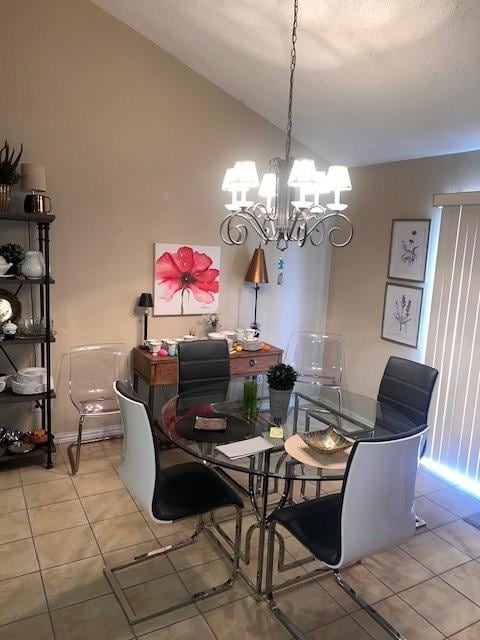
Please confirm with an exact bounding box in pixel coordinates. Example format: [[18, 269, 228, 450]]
[[285, 0, 298, 160]]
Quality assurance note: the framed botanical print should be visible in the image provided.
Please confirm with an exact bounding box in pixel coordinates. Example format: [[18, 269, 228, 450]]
[[387, 219, 431, 282], [381, 283, 423, 348], [154, 243, 220, 316]]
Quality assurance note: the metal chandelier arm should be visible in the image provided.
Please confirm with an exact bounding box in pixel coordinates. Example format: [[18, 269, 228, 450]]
[[305, 211, 354, 247], [220, 209, 270, 245]]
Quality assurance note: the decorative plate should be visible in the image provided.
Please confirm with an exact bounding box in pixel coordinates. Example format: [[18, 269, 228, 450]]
[[299, 427, 352, 455]]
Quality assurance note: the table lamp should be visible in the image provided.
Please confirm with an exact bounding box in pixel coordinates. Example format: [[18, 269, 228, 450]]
[[245, 248, 269, 332], [21, 163, 50, 213], [138, 292, 153, 343]]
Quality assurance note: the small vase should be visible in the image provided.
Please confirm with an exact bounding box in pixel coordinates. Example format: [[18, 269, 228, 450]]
[[21, 251, 45, 278], [269, 388, 292, 422], [0, 185, 11, 212]]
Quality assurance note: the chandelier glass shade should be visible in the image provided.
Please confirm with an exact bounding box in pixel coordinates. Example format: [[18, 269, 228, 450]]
[[220, 0, 353, 252]]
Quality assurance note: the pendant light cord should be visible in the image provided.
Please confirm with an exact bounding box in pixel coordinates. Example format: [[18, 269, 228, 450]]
[[285, 0, 298, 161]]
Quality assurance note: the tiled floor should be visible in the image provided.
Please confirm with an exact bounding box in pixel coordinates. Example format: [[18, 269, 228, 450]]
[[1, 441, 480, 639]]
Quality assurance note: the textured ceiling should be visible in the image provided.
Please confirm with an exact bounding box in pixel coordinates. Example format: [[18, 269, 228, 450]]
[[92, 0, 480, 166]]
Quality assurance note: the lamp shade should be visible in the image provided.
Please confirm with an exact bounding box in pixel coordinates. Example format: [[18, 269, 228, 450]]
[[138, 292, 153, 308], [288, 159, 317, 187], [326, 165, 351, 191], [21, 163, 47, 192], [233, 161, 259, 188], [258, 173, 277, 198], [245, 248, 269, 284]]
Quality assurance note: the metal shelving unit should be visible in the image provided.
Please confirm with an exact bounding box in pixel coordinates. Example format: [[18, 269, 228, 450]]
[[0, 212, 55, 468]]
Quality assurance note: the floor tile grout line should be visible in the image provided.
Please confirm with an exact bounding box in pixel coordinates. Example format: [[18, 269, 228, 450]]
[[19, 473, 58, 640]]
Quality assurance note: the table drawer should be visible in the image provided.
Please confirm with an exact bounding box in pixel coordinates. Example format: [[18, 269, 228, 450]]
[[230, 353, 280, 377]]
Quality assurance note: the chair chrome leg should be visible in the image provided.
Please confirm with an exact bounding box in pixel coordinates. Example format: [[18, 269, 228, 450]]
[[105, 507, 243, 625], [415, 515, 427, 529], [265, 521, 307, 640], [67, 414, 85, 475], [334, 571, 407, 640]]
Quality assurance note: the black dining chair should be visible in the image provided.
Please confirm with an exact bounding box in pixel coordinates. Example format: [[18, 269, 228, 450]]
[[104, 381, 243, 625], [266, 425, 429, 640], [377, 356, 438, 428], [177, 339, 230, 394]]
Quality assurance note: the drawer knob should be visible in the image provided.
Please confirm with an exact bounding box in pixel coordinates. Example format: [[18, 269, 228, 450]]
[[249, 359, 257, 367]]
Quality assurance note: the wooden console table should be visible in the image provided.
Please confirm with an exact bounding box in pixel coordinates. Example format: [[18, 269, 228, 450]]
[[132, 345, 283, 409]]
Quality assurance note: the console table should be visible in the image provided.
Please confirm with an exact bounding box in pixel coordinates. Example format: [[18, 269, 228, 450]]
[[132, 345, 283, 409]]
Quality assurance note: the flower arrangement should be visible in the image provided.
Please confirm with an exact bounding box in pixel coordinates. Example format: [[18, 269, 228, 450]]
[[267, 363, 298, 391], [205, 312, 220, 331], [0, 141, 23, 185], [0, 243, 25, 273]]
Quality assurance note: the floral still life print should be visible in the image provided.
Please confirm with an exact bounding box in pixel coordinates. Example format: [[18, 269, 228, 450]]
[[387, 219, 431, 282], [154, 244, 220, 316], [381, 283, 423, 348]]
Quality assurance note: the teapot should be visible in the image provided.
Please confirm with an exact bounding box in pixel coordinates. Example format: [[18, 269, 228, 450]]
[[0, 256, 12, 276]]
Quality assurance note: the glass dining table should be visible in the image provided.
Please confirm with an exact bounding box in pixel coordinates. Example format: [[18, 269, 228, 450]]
[[159, 378, 416, 596]]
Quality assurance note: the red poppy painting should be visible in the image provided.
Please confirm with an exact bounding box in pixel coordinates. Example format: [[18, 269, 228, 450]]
[[154, 244, 220, 316]]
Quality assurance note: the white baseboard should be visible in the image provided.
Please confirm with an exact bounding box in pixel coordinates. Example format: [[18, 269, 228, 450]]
[[54, 424, 123, 444]]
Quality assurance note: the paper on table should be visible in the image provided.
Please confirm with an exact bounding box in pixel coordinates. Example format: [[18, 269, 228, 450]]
[[215, 436, 274, 460]]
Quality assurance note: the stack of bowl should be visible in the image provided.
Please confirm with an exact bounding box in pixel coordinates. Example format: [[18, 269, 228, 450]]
[[11, 367, 53, 395]]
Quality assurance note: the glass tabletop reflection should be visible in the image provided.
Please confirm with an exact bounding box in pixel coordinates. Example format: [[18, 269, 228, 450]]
[[159, 378, 417, 481]]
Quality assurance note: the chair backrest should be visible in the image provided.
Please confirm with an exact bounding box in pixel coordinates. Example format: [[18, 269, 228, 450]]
[[113, 380, 161, 521], [70, 343, 128, 407], [285, 332, 344, 387], [377, 356, 438, 426], [335, 425, 428, 568], [177, 339, 230, 394]]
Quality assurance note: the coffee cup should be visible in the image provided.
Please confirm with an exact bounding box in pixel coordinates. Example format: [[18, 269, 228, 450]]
[[24, 193, 52, 214], [244, 328, 256, 340]]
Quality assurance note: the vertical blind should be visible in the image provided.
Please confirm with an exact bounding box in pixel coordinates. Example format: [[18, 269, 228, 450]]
[[426, 204, 480, 480]]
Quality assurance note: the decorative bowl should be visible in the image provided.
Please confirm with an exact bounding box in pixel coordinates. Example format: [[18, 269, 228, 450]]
[[299, 426, 352, 454]]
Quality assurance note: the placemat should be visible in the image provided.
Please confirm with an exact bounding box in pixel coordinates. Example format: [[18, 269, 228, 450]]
[[175, 413, 253, 443], [284, 434, 351, 470]]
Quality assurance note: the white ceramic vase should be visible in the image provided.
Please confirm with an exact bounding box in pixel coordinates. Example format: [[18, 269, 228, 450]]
[[21, 251, 45, 278]]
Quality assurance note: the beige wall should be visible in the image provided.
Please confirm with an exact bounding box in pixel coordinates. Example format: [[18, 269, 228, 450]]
[[0, 0, 330, 435], [327, 149, 480, 397]]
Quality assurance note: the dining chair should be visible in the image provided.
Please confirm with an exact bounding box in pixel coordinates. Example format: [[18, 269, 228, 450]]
[[67, 343, 129, 475], [177, 339, 230, 394], [105, 381, 243, 625], [286, 332, 344, 387], [266, 425, 429, 640]]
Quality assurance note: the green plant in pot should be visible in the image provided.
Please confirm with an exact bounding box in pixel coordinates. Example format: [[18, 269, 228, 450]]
[[0, 140, 23, 212], [267, 363, 298, 422], [0, 244, 25, 275]]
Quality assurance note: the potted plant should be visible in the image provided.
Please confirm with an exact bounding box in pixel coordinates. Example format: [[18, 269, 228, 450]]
[[267, 363, 298, 421], [0, 140, 23, 211], [0, 244, 26, 275]]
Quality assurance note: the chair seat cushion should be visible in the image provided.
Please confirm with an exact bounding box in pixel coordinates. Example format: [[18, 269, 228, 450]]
[[271, 493, 342, 565], [152, 462, 243, 521]]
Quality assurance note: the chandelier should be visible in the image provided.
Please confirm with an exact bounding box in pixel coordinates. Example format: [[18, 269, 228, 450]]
[[220, 0, 353, 252]]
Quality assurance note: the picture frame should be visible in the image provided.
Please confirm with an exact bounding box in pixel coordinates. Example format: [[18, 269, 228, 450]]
[[154, 243, 220, 316], [381, 283, 423, 348], [387, 219, 431, 282]]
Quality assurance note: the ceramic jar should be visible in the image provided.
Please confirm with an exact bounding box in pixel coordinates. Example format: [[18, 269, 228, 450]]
[[2, 320, 17, 339], [21, 251, 45, 278]]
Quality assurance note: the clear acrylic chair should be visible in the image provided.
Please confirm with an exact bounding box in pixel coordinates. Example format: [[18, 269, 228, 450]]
[[67, 343, 129, 475], [283, 333, 345, 499]]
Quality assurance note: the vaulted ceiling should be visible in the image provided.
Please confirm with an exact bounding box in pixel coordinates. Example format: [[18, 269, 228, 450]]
[[92, 0, 480, 166]]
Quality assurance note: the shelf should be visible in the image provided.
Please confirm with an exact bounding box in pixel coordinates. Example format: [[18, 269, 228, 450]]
[[0, 442, 55, 465], [0, 336, 56, 345], [0, 389, 56, 406], [0, 276, 55, 285], [0, 213, 55, 224]]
